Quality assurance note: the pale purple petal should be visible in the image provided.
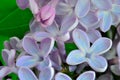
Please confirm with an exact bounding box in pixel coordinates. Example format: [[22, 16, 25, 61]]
[[112, 4, 120, 16], [16, 0, 29, 9], [2, 49, 9, 65], [22, 36, 40, 56], [110, 65, 120, 76], [88, 56, 108, 72], [0, 67, 11, 79], [75, 0, 90, 18], [79, 11, 99, 30], [55, 72, 72, 80], [39, 38, 54, 57], [45, 21, 59, 36], [39, 67, 54, 80], [113, 0, 120, 5], [77, 71, 95, 80], [33, 32, 51, 42], [92, 0, 112, 10], [87, 30, 101, 43], [90, 38, 112, 55], [29, 0, 39, 14], [117, 26, 120, 36], [57, 32, 70, 41], [61, 14, 78, 34], [117, 42, 120, 57], [100, 12, 112, 32], [8, 49, 16, 66], [16, 56, 38, 68], [66, 50, 86, 65], [67, 0, 77, 7], [69, 66, 77, 72], [97, 73, 113, 80], [72, 29, 90, 53], [18, 67, 38, 80], [10, 37, 20, 50], [37, 58, 52, 71], [4, 41, 12, 50]]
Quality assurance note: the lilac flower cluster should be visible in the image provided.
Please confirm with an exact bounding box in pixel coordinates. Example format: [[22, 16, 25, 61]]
[[0, 0, 120, 80]]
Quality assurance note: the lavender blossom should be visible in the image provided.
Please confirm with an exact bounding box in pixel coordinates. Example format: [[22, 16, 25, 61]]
[[66, 29, 112, 72]]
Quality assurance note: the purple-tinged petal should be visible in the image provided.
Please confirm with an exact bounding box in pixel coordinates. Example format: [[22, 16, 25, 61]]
[[33, 32, 51, 41], [69, 66, 77, 72], [67, 0, 77, 7], [10, 37, 20, 50], [75, 0, 90, 18], [90, 38, 112, 55], [110, 65, 120, 76], [100, 12, 112, 32], [61, 14, 78, 34], [112, 13, 119, 25], [39, 38, 54, 57], [72, 29, 90, 53], [66, 50, 86, 65], [113, 0, 120, 5], [57, 32, 70, 41], [97, 73, 113, 80], [18, 67, 38, 80], [88, 56, 108, 72], [16, 56, 38, 68], [117, 26, 120, 36], [45, 21, 59, 36], [0, 67, 11, 79], [16, 0, 29, 10], [4, 41, 12, 50], [2, 49, 9, 65], [39, 67, 54, 80], [37, 58, 52, 71], [22, 36, 40, 56], [77, 71, 95, 80], [29, 0, 39, 14], [117, 42, 120, 57], [112, 4, 120, 16], [87, 30, 101, 43], [79, 11, 99, 30], [55, 72, 72, 80], [92, 0, 112, 10], [8, 49, 16, 66]]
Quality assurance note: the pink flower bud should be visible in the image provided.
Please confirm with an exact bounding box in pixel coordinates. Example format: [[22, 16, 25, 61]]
[[36, 5, 56, 27]]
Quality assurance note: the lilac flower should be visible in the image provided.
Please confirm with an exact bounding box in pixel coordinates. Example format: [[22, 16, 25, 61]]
[[92, 0, 120, 32], [66, 29, 112, 72], [18, 67, 54, 80], [55, 71, 95, 80], [16, 36, 54, 70], [0, 49, 18, 79], [97, 73, 113, 80]]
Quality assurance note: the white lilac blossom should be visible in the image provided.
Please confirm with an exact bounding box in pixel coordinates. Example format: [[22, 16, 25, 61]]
[[92, 0, 120, 32], [55, 71, 95, 80], [0, 49, 18, 79], [66, 29, 112, 72], [16, 36, 54, 70]]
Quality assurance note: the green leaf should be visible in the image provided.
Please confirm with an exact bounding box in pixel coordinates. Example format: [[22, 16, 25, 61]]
[[0, 0, 33, 38]]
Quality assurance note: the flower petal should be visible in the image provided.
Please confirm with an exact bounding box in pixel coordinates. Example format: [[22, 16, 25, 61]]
[[18, 67, 38, 80], [37, 58, 52, 71], [29, 0, 39, 14], [55, 72, 72, 80], [112, 4, 120, 16], [117, 42, 120, 57], [72, 29, 90, 53], [16, 0, 29, 9], [75, 0, 90, 18], [22, 36, 40, 56], [90, 38, 112, 55], [87, 30, 101, 43], [2, 49, 9, 65], [77, 71, 95, 80], [110, 65, 120, 76], [16, 56, 38, 68], [100, 12, 112, 32], [0, 67, 11, 79], [39, 38, 54, 57], [97, 73, 113, 80], [66, 50, 86, 65], [79, 11, 99, 30], [39, 67, 54, 80], [92, 0, 112, 10], [10, 37, 20, 50], [88, 56, 108, 72], [61, 14, 78, 34], [8, 49, 16, 66]]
